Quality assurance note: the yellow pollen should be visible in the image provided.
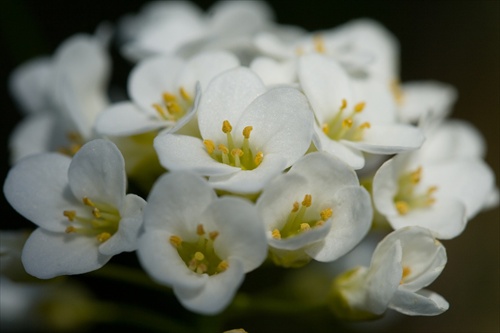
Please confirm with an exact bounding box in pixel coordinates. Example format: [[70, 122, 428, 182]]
[[359, 122, 371, 129], [272, 229, 281, 239], [300, 223, 311, 231], [341, 99, 348, 110], [291, 201, 300, 212], [97, 232, 111, 243], [254, 151, 264, 166], [427, 186, 438, 194], [162, 92, 177, 103], [169, 235, 183, 248], [320, 208, 333, 220], [342, 118, 353, 128], [63, 210, 76, 221], [354, 102, 366, 112], [302, 194, 312, 207], [92, 208, 101, 218], [179, 87, 191, 101], [242, 126, 253, 139], [166, 101, 182, 114], [395, 201, 409, 215], [194, 252, 205, 261], [83, 197, 95, 207], [411, 167, 422, 184], [203, 140, 215, 154], [231, 148, 243, 157], [322, 123, 330, 135], [222, 120, 233, 133], [217, 260, 229, 272], [218, 144, 229, 154], [65, 226, 76, 233], [209, 231, 219, 240], [313, 35, 326, 53], [197, 224, 205, 236], [152, 103, 168, 119], [401, 266, 412, 284]]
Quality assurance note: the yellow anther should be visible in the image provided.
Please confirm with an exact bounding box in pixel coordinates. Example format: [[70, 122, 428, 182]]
[[63, 210, 76, 221], [231, 148, 244, 157], [97, 232, 111, 243], [65, 226, 77, 233], [341, 99, 348, 110], [322, 123, 330, 135], [291, 201, 300, 212], [162, 92, 177, 103], [395, 201, 409, 215], [427, 186, 438, 194], [194, 252, 205, 261], [426, 197, 436, 205], [196, 263, 207, 274], [217, 260, 229, 272], [218, 144, 229, 154], [272, 229, 281, 239], [411, 167, 422, 184], [83, 197, 95, 207], [300, 223, 311, 232], [152, 103, 168, 119], [166, 101, 182, 114], [254, 151, 264, 167], [242, 126, 253, 139], [203, 140, 215, 154], [342, 118, 353, 128], [179, 87, 191, 101], [92, 208, 101, 218], [320, 208, 333, 220], [359, 122, 371, 129], [197, 224, 205, 236], [401, 266, 411, 284], [222, 120, 233, 133], [169, 235, 183, 248], [354, 102, 366, 112], [302, 194, 312, 207], [316, 220, 325, 227], [313, 35, 326, 53], [209, 231, 219, 240]]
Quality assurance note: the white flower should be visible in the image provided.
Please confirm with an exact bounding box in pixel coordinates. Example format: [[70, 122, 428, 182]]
[[154, 67, 314, 194], [330, 226, 448, 319], [8, 34, 110, 162], [249, 56, 297, 86], [372, 120, 496, 239], [3, 139, 145, 279], [298, 54, 424, 169], [119, 0, 274, 61], [257, 152, 372, 268], [137, 171, 267, 315], [96, 51, 240, 137]]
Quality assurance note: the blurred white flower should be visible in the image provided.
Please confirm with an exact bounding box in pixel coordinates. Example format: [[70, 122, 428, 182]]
[[137, 171, 267, 315], [154, 67, 314, 194], [3, 140, 145, 278], [257, 152, 372, 267]]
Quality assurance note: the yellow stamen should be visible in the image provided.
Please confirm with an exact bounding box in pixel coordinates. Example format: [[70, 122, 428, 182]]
[[63, 210, 76, 221], [316, 220, 325, 227], [194, 252, 205, 261], [272, 229, 281, 239], [322, 123, 330, 135], [65, 226, 76, 233], [254, 151, 264, 167], [209, 231, 219, 240], [313, 35, 326, 53], [395, 201, 409, 215], [242, 126, 253, 139], [291, 201, 300, 212], [83, 197, 95, 207], [218, 144, 229, 154], [197, 224, 205, 236], [162, 92, 176, 103], [342, 118, 353, 128], [153, 103, 169, 119], [170, 235, 183, 248], [341, 99, 348, 110], [300, 223, 311, 232], [411, 167, 422, 184], [97, 232, 111, 243], [217, 260, 229, 272], [231, 148, 243, 157], [222, 120, 233, 134], [320, 208, 333, 220], [359, 122, 371, 129], [401, 266, 411, 284], [203, 140, 215, 154], [179, 87, 191, 101], [302, 194, 312, 207], [166, 101, 182, 114], [354, 102, 366, 112], [92, 208, 101, 218]]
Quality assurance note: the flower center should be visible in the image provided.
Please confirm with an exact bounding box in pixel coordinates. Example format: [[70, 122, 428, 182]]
[[321, 99, 371, 142], [63, 197, 120, 243], [169, 224, 228, 276], [203, 120, 264, 170], [272, 194, 332, 239], [58, 132, 84, 156], [400, 265, 411, 284], [393, 166, 438, 215], [152, 86, 193, 122]]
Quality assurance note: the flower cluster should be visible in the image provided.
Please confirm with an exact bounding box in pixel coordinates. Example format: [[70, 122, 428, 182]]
[[2, 1, 497, 330]]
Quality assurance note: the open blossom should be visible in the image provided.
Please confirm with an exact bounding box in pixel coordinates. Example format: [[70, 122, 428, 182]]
[[298, 54, 424, 169], [257, 152, 372, 267], [373, 119, 496, 239], [119, 0, 273, 61], [3, 139, 145, 279], [96, 51, 239, 137], [330, 226, 448, 319], [137, 171, 267, 315], [8, 34, 110, 162], [154, 67, 314, 194]]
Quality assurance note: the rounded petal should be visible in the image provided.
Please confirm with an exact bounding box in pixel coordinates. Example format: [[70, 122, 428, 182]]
[[128, 56, 185, 111], [95, 101, 172, 136], [154, 133, 239, 176], [22, 228, 111, 279], [372, 155, 406, 216], [249, 57, 296, 86], [305, 186, 372, 261], [313, 128, 365, 170], [268, 220, 333, 251], [3, 153, 78, 232], [197, 67, 266, 142], [389, 289, 449, 316], [68, 139, 126, 208]]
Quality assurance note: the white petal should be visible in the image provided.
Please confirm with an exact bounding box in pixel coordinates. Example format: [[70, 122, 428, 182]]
[[3, 153, 77, 232], [249, 57, 296, 86], [95, 101, 172, 136], [268, 220, 333, 251], [143, 171, 216, 234], [313, 128, 365, 169], [389, 289, 449, 316], [173, 258, 245, 315], [207, 153, 287, 193], [154, 134, 239, 176], [98, 194, 146, 256], [197, 67, 266, 142], [346, 124, 424, 154], [206, 196, 267, 272], [235, 87, 313, 167], [128, 56, 185, 111], [306, 186, 372, 261], [22, 228, 111, 279], [208, 0, 273, 34], [298, 54, 354, 124], [69, 140, 126, 208]]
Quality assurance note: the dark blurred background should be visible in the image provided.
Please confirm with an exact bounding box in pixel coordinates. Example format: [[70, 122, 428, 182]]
[[1, 1, 498, 332]]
